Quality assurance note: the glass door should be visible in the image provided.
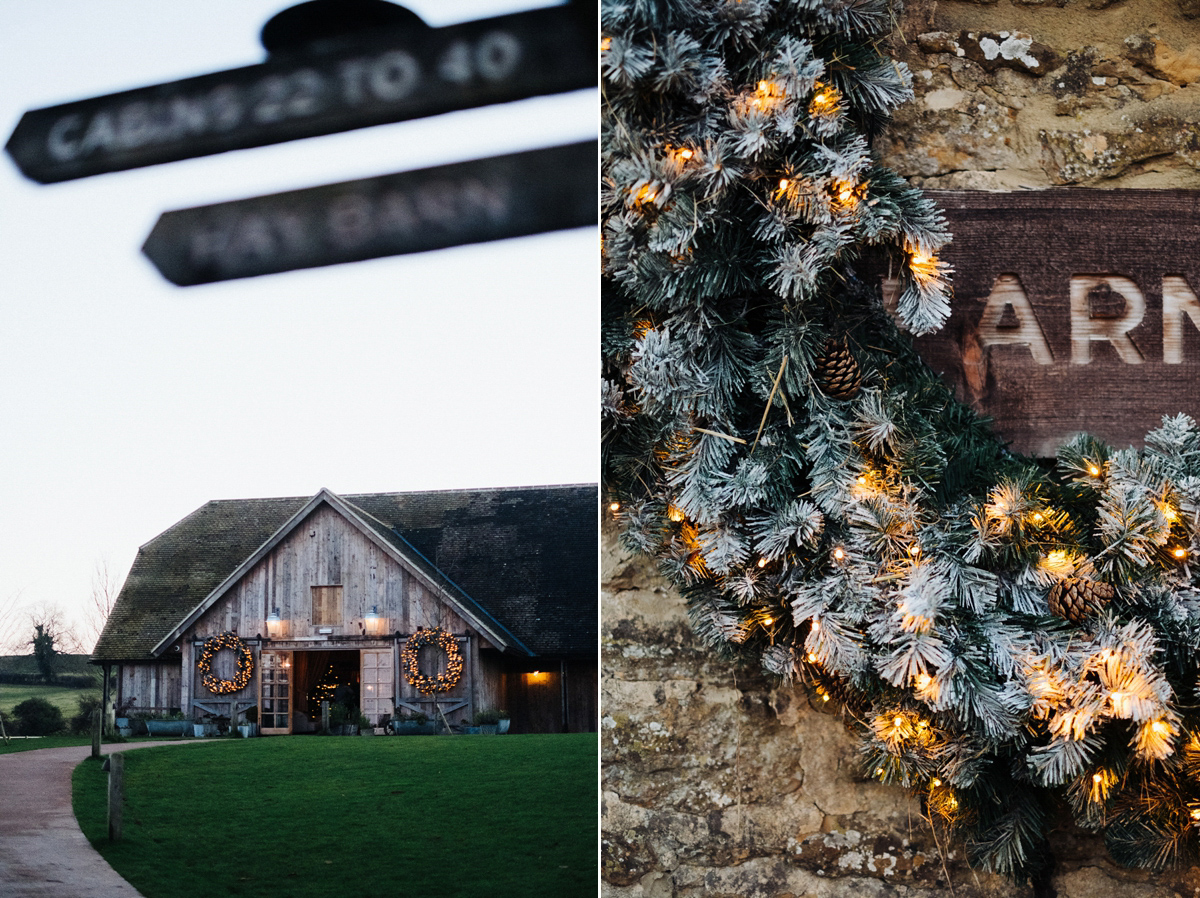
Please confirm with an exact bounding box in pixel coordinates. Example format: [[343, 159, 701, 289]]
[[259, 651, 291, 734], [360, 649, 393, 729]]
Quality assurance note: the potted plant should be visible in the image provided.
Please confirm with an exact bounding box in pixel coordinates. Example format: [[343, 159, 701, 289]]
[[115, 699, 136, 736], [328, 703, 355, 735], [358, 713, 373, 736], [238, 707, 258, 738], [390, 711, 432, 735], [497, 710, 511, 735], [146, 712, 189, 737], [473, 708, 501, 735]]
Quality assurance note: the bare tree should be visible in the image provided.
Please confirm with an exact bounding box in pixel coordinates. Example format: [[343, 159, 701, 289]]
[[83, 557, 122, 652], [28, 602, 85, 656], [0, 590, 27, 656]]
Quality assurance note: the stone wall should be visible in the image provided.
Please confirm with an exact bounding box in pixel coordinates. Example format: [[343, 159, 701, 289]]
[[602, 526, 1200, 898], [880, 0, 1200, 189]]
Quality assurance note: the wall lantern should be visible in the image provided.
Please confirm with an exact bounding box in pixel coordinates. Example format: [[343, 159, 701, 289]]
[[266, 608, 281, 636], [365, 605, 381, 635]]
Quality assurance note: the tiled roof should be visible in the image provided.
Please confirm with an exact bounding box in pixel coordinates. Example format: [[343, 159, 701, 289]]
[[92, 485, 596, 663]]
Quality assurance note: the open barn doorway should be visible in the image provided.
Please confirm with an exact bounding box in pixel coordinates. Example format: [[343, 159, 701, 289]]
[[289, 649, 361, 733]]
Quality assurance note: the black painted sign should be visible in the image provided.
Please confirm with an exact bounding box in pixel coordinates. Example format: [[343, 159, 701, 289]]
[[904, 189, 1200, 456], [5, 6, 593, 183], [141, 140, 597, 285]]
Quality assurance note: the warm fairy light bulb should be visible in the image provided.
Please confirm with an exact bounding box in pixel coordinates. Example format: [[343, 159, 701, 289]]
[[609, 501, 621, 512], [1192, 808, 1200, 821], [907, 244, 941, 286], [667, 506, 684, 522], [893, 715, 905, 728], [601, 36, 612, 52], [1152, 720, 1171, 735], [807, 652, 817, 662], [1032, 512, 1045, 523], [763, 617, 773, 626], [678, 148, 693, 160], [778, 178, 790, 191], [1092, 773, 1103, 784], [757, 558, 767, 568], [634, 184, 659, 204], [876, 768, 884, 777], [908, 544, 921, 557], [821, 693, 830, 702], [915, 673, 932, 690], [810, 619, 820, 631], [832, 547, 845, 562], [1087, 463, 1101, 477], [809, 84, 836, 113], [1173, 547, 1188, 560], [931, 778, 941, 787], [857, 475, 867, 485], [832, 180, 860, 207]]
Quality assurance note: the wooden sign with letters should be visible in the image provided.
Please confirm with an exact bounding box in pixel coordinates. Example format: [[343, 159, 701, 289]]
[[5, 5, 593, 183], [141, 140, 597, 285], [906, 189, 1200, 456]]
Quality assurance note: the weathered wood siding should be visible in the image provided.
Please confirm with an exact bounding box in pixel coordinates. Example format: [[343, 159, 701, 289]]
[[565, 658, 598, 734], [117, 660, 181, 715], [501, 659, 598, 733]]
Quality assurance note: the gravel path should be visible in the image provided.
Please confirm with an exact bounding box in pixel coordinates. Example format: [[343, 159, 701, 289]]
[[0, 741, 204, 898]]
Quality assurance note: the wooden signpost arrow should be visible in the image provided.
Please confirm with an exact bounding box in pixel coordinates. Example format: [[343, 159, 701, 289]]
[[141, 140, 597, 285], [5, 4, 594, 183]]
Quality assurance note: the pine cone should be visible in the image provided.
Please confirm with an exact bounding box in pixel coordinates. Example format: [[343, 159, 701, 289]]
[[815, 338, 861, 400], [1047, 577, 1114, 624]]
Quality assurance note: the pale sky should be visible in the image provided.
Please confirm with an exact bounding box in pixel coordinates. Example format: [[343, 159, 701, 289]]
[[0, 0, 598, 651]]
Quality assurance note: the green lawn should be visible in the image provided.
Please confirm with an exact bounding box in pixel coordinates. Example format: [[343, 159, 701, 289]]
[[73, 734, 597, 898], [0, 683, 97, 718]]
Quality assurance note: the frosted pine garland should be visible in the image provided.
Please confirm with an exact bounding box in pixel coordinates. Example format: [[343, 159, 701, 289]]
[[602, 0, 1200, 882]]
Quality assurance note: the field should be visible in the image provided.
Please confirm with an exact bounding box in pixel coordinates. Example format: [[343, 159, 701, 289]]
[[0, 653, 97, 679], [0, 654, 102, 730], [73, 733, 597, 898], [0, 683, 97, 719]]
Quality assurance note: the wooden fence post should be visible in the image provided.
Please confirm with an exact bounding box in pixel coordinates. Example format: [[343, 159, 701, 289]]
[[91, 708, 102, 759], [107, 754, 124, 842]]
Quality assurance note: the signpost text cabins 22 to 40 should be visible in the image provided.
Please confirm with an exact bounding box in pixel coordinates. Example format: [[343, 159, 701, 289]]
[[3, 0, 597, 284], [906, 190, 1200, 458]]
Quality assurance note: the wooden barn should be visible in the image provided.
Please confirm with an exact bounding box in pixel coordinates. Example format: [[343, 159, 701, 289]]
[[91, 485, 596, 734]]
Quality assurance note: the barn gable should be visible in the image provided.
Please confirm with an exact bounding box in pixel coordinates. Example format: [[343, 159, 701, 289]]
[[152, 489, 524, 657]]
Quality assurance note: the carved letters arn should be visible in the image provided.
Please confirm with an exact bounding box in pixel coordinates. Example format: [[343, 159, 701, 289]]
[[910, 189, 1200, 455], [977, 274, 1200, 365]]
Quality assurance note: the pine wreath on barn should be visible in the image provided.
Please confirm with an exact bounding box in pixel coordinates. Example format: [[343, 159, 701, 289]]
[[197, 632, 254, 695], [401, 626, 464, 694], [601, 0, 1200, 883]]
